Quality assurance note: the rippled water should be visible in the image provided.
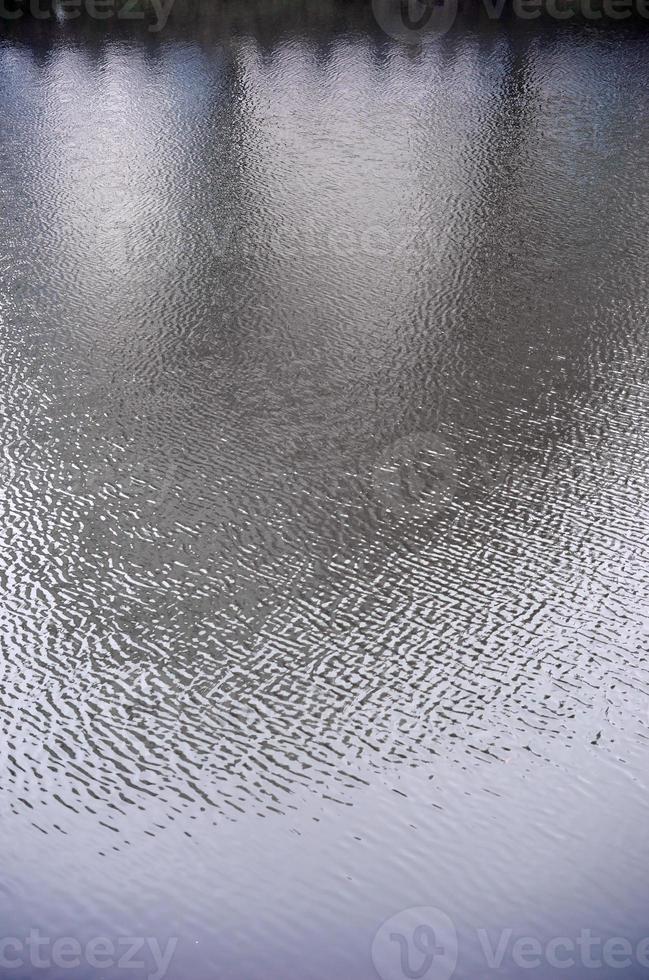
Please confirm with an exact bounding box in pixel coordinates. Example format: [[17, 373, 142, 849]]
[[1, 6, 649, 979]]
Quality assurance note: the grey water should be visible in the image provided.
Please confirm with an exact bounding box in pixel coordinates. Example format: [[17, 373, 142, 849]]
[[1, 4, 649, 978]]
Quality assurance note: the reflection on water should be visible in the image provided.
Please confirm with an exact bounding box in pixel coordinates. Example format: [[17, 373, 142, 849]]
[[1, 5, 649, 978]]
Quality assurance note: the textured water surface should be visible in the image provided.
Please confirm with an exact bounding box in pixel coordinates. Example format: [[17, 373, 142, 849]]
[[1, 6, 649, 978]]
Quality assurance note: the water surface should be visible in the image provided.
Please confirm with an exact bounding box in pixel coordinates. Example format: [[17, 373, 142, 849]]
[[1, 5, 649, 978]]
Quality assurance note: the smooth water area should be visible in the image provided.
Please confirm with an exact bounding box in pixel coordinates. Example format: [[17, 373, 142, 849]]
[[1, 5, 649, 978]]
